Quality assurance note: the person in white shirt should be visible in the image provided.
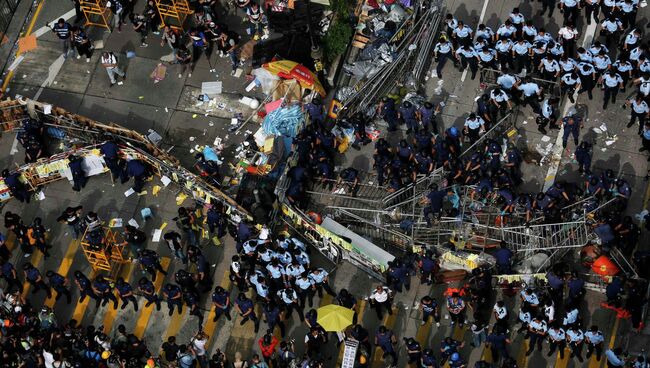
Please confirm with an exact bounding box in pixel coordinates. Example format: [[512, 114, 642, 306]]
[[100, 51, 126, 86], [369, 285, 393, 320], [493, 300, 509, 329], [558, 22, 579, 56]]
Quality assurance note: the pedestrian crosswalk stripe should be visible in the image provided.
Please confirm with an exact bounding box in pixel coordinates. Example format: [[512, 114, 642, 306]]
[[133, 257, 170, 338]]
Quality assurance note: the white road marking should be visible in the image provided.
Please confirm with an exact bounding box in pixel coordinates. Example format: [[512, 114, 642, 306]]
[[33, 54, 66, 100], [9, 136, 19, 155], [460, 0, 490, 83], [32, 9, 76, 38], [542, 21, 598, 191]]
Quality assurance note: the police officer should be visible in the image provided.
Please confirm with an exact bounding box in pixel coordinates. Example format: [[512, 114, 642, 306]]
[[527, 315, 548, 355], [487, 326, 510, 362], [561, 72, 580, 103], [478, 46, 497, 70], [464, 113, 485, 143], [304, 95, 325, 126], [398, 101, 418, 134], [51, 18, 72, 57], [2, 169, 30, 203], [577, 62, 597, 100], [263, 302, 286, 337], [511, 38, 532, 73], [547, 323, 567, 358], [538, 97, 559, 134], [600, 69, 624, 109], [163, 283, 183, 316], [539, 54, 561, 81], [517, 77, 542, 114], [1, 261, 22, 293], [452, 21, 473, 47], [405, 337, 422, 364], [23, 262, 51, 298], [278, 285, 304, 321], [211, 286, 231, 322], [100, 136, 122, 179], [626, 93, 650, 134], [455, 44, 479, 80], [235, 292, 259, 332], [493, 300, 509, 329], [121, 158, 150, 193], [183, 287, 203, 328], [562, 114, 583, 149], [495, 38, 513, 71], [115, 277, 138, 311], [379, 97, 399, 132], [295, 272, 315, 308], [434, 36, 454, 78], [137, 249, 168, 281], [67, 154, 88, 192], [567, 325, 584, 362], [375, 326, 398, 365], [572, 141, 592, 175], [92, 275, 118, 310], [309, 267, 336, 297], [440, 337, 464, 365], [585, 325, 604, 361], [418, 102, 439, 134], [46, 270, 72, 304], [74, 270, 98, 304], [421, 295, 440, 326], [138, 277, 161, 311]]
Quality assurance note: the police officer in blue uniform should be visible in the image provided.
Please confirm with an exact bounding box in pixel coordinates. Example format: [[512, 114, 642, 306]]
[[23, 262, 51, 298], [74, 270, 98, 304], [379, 97, 399, 132], [138, 277, 161, 311], [304, 96, 325, 126], [418, 102, 439, 134], [183, 287, 203, 329], [263, 302, 286, 337], [562, 114, 582, 149], [100, 137, 123, 179], [68, 154, 88, 192], [235, 292, 260, 332], [46, 270, 72, 304], [137, 249, 168, 281], [575, 141, 592, 175], [1, 261, 22, 293], [92, 275, 118, 310], [398, 101, 418, 134], [211, 286, 231, 321], [163, 283, 183, 316], [121, 158, 150, 193], [375, 326, 398, 365], [115, 277, 138, 311]]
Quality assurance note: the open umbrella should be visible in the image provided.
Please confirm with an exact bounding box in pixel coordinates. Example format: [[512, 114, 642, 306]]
[[263, 60, 325, 96], [316, 304, 355, 332]]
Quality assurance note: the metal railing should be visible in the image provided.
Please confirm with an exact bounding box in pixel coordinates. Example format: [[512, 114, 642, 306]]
[[479, 68, 561, 98]]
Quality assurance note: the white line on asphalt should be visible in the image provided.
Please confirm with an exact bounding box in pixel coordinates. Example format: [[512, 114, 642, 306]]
[[542, 21, 598, 191], [33, 54, 66, 100], [460, 0, 490, 83], [9, 136, 19, 155], [32, 9, 75, 38]]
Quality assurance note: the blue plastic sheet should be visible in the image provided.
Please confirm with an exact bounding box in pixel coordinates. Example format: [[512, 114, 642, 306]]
[[262, 105, 305, 137]]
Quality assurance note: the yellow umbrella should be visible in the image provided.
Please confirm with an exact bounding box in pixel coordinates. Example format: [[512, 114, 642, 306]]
[[316, 304, 354, 332]]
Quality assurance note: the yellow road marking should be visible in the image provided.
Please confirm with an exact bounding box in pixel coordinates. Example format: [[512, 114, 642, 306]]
[[133, 258, 170, 338], [21, 251, 44, 299], [0, 0, 46, 92], [45, 239, 79, 308], [517, 337, 530, 368], [554, 344, 570, 368], [71, 270, 97, 322], [164, 304, 188, 341], [102, 263, 134, 332]]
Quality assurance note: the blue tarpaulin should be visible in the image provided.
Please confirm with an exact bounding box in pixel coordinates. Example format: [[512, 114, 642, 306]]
[[262, 105, 305, 137]]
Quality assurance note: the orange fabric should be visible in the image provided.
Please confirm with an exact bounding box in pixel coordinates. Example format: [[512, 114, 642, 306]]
[[591, 255, 619, 277], [258, 336, 279, 358]]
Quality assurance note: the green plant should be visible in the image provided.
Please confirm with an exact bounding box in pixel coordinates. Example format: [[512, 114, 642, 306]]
[[323, 20, 353, 63], [321, 0, 355, 63]]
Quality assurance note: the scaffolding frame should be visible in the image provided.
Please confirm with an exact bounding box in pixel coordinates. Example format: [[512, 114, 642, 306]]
[[80, 0, 112, 29], [80, 226, 128, 275], [155, 0, 191, 30]]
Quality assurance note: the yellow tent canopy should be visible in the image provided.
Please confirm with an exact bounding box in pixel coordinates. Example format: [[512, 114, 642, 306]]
[[263, 60, 326, 96]]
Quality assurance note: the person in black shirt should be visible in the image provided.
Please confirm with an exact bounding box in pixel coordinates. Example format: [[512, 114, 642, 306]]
[[57, 206, 83, 239], [74, 270, 99, 303], [336, 289, 358, 324], [92, 275, 118, 309], [161, 336, 180, 365], [120, 225, 147, 257]]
